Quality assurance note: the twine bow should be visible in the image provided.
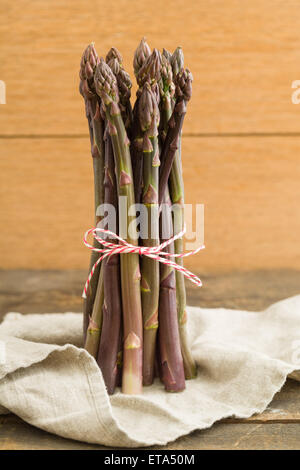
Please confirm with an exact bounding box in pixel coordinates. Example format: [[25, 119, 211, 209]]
[[82, 225, 204, 299]]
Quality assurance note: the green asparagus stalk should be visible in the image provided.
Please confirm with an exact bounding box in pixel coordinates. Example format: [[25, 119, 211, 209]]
[[169, 155, 197, 378], [158, 68, 192, 206], [79, 43, 105, 342], [139, 82, 160, 385], [169, 48, 197, 379], [158, 54, 175, 139], [95, 59, 143, 395], [97, 127, 122, 394], [84, 263, 104, 357]]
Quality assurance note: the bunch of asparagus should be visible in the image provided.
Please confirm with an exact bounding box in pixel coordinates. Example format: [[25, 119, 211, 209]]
[[80, 39, 196, 395]]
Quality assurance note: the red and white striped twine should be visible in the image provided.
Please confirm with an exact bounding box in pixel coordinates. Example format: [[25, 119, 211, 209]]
[[82, 225, 205, 298]]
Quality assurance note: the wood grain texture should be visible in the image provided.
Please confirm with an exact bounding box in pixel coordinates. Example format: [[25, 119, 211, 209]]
[[2, 269, 300, 315], [154, 422, 300, 450], [1, 404, 300, 450], [1, 0, 300, 135], [0, 414, 106, 450], [1, 136, 300, 271]]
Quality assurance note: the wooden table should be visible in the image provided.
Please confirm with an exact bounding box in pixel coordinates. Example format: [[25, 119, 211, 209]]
[[0, 269, 299, 450]]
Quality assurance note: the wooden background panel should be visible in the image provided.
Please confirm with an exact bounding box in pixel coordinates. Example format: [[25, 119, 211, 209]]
[[183, 136, 300, 270], [1, 136, 300, 271], [1, 0, 300, 135]]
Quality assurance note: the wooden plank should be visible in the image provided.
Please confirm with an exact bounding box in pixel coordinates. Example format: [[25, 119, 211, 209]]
[[0, 270, 299, 450], [187, 270, 300, 311], [2, 269, 300, 315], [1, 0, 300, 135], [1, 414, 300, 450], [0, 414, 105, 450], [183, 135, 300, 271], [1, 136, 300, 271], [154, 422, 300, 450]]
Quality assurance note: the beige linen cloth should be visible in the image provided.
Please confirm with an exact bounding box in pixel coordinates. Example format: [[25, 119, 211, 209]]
[[0, 295, 299, 447]]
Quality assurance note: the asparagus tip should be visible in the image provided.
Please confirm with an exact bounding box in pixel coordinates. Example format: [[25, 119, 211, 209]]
[[171, 46, 184, 78], [133, 37, 152, 76], [106, 46, 123, 65], [138, 81, 160, 136], [175, 68, 193, 103], [136, 48, 162, 89], [80, 43, 99, 82], [94, 58, 119, 104]]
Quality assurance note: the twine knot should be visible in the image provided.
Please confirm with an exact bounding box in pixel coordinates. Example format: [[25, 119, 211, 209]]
[[82, 225, 204, 299]]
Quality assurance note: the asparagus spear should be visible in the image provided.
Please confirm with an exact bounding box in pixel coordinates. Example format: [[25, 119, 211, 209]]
[[131, 39, 152, 203], [94, 59, 143, 395], [170, 46, 184, 79], [136, 48, 162, 88], [133, 38, 152, 77], [106, 48, 133, 130], [157, 58, 185, 391], [159, 54, 175, 139], [134, 49, 163, 384], [158, 68, 192, 206], [169, 48, 197, 379], [139, 82, 160, 385], [97, 50, 132, 393], [162, 48, 172, 63], [133, 48, 162, 204], [158, 189, 185, 392], [97, 126, 122, 394], [84, 263, 104, 358], [169, 165, 197, 379], [79, 44, 105, 342]]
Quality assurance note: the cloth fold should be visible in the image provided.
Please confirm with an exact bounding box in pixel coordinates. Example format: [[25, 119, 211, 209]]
[[0, 295, 299, 447]]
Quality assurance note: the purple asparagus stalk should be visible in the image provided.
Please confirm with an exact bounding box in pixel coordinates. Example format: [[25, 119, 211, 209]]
[[106, 48, 133, 130], [158, 190, 185, 392], [97, 126, 122, 394], [79, 43, 105, 343], [157, 57, 185, 391], [95, 59, 143, 394], [158, 68, 192, 206], [133, 48, 162, 203], [131, 39, 152, 203]]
